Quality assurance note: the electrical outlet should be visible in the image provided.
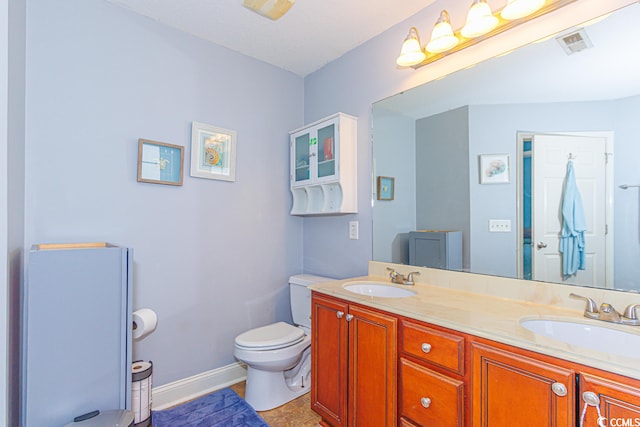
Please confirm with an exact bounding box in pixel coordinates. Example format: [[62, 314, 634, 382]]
[[349, 221, 359, 240], [489, 219, 511, 232]]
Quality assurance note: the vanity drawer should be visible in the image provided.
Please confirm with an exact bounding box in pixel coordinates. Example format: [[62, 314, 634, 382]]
[[400, 358, 465, 427], [401, 320, 465, 375]]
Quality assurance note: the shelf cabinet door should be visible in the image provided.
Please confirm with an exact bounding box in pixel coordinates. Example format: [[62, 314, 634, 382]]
[[579, 373, 640, 427], [315, 118, 339, 183], [471, 342, 575, 427], [292, 131, 312, 186], [291, 116, 340, 187]]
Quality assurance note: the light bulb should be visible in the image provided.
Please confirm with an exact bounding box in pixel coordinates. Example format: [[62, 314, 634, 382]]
[[396, 27, 426, 66], [426, 10, 459, 53], [462, 0, 499, 38]]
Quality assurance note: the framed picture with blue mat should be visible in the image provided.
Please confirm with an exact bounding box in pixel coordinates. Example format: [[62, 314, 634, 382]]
[[152, 388, 268, 427]]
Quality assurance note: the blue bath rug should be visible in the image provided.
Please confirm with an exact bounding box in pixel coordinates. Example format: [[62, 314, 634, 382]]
[[152, 388, 269, 427]]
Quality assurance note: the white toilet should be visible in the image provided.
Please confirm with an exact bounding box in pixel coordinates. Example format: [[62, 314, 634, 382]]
[[233, 274, 332, 411]]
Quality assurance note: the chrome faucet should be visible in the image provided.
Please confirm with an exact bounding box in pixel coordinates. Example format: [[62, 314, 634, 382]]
[[570, 293, 640, 326], [386, 268, 420, 286]]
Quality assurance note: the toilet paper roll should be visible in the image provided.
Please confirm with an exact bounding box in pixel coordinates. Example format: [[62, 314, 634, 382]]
[[132, 361, 152, 425], [132, 308, 158, 340]]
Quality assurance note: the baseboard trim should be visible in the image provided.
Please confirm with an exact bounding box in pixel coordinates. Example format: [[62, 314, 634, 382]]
[[152, 362, 247, 411]]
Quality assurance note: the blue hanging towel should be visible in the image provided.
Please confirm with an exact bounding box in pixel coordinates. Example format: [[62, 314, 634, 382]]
[[559, 160, 587, 278]]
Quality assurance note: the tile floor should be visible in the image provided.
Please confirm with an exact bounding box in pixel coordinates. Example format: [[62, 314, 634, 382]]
[[230, 382, 322, 427]]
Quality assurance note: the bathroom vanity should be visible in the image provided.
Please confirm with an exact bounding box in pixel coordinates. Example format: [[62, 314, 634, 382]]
[[310, 262, 640, 427]]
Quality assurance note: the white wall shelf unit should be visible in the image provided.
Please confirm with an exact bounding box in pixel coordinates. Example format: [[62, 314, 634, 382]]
[[289, 112, 357, 215]]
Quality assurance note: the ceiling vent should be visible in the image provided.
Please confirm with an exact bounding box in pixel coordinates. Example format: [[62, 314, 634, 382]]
[[555, 28, 593, 55]]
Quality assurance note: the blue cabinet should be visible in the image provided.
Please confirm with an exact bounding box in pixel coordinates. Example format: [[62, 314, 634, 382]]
[[409, 231, 462, 270], [23, 243, 132, 427]]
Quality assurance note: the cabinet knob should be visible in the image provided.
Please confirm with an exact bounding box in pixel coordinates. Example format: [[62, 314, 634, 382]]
[[346, 314, 354, 322], [582, 391, 600, 406], [421, 343, 432, 353], [551, 382, 567, 397], [420, 397, 432, 408], [336, 311, 344, 319]]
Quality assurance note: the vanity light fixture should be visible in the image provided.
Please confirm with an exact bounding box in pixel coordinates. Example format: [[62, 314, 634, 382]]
[[396, 27, 426, 67], [501, 0, 546, 20], [461, 0, 499, 38], [426, 10, 459, 53], [396, 0, 576, 69]]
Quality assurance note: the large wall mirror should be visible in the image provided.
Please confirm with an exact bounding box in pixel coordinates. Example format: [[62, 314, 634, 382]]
[[372, 3, 640, 292]]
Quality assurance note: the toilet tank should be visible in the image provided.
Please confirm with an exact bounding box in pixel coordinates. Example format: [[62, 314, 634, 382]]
[[289, 274, 333, 329]]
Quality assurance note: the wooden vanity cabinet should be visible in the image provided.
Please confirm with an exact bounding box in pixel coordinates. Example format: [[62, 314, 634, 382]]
[[311, 293, 398, 427], [311, 292, 640, 427], [578, 372, 640, 427], [399, 319, 466, 427]]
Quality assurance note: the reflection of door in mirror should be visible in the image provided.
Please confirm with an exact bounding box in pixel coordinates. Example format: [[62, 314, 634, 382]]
[[517, 132, 612, 288]]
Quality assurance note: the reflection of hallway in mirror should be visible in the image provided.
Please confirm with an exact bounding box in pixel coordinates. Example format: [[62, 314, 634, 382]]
[[518, 132, 612, 288]]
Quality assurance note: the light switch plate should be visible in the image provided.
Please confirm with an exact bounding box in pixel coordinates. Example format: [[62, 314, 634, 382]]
[[489, 219, 511, 232], [349, 221, 359, 240]]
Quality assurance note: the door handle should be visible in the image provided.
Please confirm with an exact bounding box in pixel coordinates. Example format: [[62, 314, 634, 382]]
[[536, 242, 547, 249]]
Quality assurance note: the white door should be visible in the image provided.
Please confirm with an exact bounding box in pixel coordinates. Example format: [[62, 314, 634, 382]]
[[532, 134, 607, 286]]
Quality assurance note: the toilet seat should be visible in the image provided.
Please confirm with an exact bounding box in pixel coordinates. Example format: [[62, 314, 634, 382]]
[[235, 322, 305, 351]]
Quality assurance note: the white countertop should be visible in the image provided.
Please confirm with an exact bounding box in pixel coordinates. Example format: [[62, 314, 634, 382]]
[[310, 264, 640, 381]]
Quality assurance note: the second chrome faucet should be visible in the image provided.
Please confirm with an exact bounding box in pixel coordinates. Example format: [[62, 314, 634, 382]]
[[570, 293, 640, 326]]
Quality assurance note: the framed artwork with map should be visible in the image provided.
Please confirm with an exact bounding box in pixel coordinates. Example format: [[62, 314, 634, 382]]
[[137, 139, 184, 186]]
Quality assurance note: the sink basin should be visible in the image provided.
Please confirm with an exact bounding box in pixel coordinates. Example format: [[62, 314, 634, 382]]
[[520, 318, 640, 359], [343, 281, 416, 298]]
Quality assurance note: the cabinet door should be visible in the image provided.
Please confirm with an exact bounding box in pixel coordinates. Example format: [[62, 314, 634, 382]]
[[579, 373, 640, 427], [312, 294, 349, 427], [315, 117, 339, 183], [348, 305, 397, 427], [472, 342, 575, 427], [292, 131, 312, 186]]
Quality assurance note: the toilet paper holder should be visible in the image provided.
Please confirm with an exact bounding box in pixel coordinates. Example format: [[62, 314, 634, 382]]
[[132, 308, 158, 340]]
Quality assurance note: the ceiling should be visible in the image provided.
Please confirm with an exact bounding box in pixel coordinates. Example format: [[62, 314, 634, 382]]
[[106, 0, 435, 77]]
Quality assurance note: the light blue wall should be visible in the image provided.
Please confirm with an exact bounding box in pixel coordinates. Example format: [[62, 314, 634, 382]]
[[25, 0, 304, 387], [371, 108, 415, 264]]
